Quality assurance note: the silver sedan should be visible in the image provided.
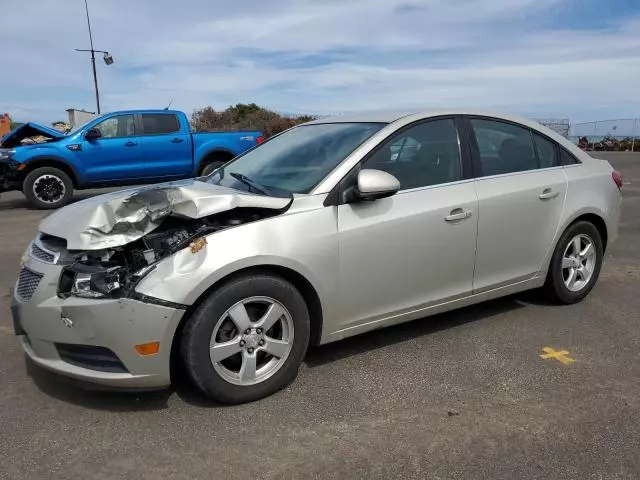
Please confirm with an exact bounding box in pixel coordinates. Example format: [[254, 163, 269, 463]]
[[12, 110, 622, 403]]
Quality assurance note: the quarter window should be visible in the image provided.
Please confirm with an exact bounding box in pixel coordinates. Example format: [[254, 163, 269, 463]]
[[470, 118, 537, 175], [363, 119, 462, 190], [560, 148, 579, 165], [94, 115, 135, 138], [141, 114, 180, 135], [533, 133, 558, 168]]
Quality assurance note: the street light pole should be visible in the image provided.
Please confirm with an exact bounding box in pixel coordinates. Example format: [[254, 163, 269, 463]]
[[84, 0, 99, 113], [75, 0, 113, 114]]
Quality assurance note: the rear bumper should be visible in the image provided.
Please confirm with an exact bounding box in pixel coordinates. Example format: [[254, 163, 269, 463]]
[[12, 256, 186, 389], [603, 192, 623, 250], [608, 195, 623, 247]]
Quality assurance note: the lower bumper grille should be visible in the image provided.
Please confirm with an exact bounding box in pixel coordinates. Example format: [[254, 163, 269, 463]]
[[55, 344, 128, 373], [16, 267, 44, 301]]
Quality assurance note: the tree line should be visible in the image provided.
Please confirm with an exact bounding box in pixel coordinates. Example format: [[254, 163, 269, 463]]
[[190, 103, 316, 137]]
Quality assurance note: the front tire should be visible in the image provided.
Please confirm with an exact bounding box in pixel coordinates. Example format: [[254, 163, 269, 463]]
[[180, 274, 310, 404], [23, 167, 73, 209], [543, 221, 603, 304]]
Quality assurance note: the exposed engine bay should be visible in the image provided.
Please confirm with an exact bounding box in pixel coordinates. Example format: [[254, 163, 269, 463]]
[[52, 208, 279, 300]]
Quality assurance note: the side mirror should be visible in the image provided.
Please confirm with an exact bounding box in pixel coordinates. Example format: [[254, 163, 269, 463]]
[[353, 169, 400, 201], [84, 128, 102, 141]]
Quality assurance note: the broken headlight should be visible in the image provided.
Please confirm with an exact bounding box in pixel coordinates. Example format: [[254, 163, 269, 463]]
[[0, 149, 16, 160], [59, 263, 127, 299]]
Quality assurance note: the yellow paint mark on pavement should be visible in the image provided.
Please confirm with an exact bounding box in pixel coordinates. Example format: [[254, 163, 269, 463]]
[[540, 347, 575, 365]]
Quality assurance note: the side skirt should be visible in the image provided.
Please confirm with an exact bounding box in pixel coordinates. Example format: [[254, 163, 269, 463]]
[[320, 276, 545, 344]]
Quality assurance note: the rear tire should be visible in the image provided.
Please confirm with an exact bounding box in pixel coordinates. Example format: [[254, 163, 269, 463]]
[[23, 167, 73, 209], [199, 160, 225, 176], [543, 221, 603, 304], [180, 274, 310, 404]]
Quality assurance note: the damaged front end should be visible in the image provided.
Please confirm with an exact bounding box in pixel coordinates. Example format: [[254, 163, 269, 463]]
[[52, 207, 283, 301], [37, 180, 292, 302]]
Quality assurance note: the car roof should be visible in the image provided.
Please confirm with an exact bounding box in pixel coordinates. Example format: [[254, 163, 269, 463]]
[[305, 109, 543, 126], [105, 109, 182, 116]]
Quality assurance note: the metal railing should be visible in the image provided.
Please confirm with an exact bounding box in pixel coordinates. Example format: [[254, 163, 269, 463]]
[[569, 118, 639, 152]]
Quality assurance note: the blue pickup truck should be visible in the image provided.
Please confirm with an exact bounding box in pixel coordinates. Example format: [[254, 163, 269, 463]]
[[0, 109, 263, 208]]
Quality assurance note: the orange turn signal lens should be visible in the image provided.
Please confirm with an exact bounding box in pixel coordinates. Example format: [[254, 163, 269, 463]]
[[17, 164, 26, 171], [135, 342, 160, 355]]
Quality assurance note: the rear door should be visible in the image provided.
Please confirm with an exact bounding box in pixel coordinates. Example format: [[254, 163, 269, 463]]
[[466, 116, 567, 292], [139, 113, 192, 177], [78, 114, 145, 182], [336, 117, 479, 331]]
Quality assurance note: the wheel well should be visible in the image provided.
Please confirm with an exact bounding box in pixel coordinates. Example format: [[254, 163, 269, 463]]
[[199, 150, 235, 173], [169, 265, 324, 378], [23, 160, 78, 187], [570, 213, 608, 251]]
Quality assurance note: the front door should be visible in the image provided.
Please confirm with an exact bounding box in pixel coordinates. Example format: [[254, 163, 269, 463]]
[[336, 118, 478, 333], [466, 116, 568, 292], [78, 114, 145, 182]]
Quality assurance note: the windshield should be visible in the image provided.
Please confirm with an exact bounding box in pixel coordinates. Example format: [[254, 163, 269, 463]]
[[207, 122, 385, 195], [69, 118, 96, 133]]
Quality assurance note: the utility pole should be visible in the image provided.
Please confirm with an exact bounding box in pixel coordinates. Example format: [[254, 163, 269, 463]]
[[75, 0, 113, 114]]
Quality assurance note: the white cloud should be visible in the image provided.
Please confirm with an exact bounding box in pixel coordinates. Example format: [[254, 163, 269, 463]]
[[0, 0, 638, 123]]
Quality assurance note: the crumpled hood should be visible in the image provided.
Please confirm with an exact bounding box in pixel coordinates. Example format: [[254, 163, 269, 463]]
[[39, 179, 292, 250], [1, 122, 66, 148]]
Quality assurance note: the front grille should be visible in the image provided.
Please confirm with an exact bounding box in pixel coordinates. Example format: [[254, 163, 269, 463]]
[[55, 344, 129, 373], [16, 267, 43, 301], [30, 243, 55, 263]]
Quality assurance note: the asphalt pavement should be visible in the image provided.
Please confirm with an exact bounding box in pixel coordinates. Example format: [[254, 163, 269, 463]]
[[1, 153, 639, 479]]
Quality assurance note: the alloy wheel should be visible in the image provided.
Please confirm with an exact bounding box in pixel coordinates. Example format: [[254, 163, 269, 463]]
[[32, 174, 66, 204], [562, 234, 596, 292], [209, 296, 294, 386]]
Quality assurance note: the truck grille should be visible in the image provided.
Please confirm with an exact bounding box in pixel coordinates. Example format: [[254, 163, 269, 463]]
[[16, 267, 43, 301], [30, 243, 56, 263]]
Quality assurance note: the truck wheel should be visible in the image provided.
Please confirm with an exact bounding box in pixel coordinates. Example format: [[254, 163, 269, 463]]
[[180, 274, 310, 404], [23, 167, 73, 209], [199, 160, 225, 177]]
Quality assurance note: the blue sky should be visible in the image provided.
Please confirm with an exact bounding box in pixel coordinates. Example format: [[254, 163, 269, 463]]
[[1, 0, 639, 124]]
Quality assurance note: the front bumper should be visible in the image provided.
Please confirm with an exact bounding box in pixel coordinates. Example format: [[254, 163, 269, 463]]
[[0, 158, 24, 192], [12, 255, 186, 389]]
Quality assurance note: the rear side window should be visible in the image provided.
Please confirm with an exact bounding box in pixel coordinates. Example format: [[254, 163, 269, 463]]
[[533, 133, 558, 168], [470, 118, 537, 176], [560, 148, 579, 165], [141, 114, 180, 135]]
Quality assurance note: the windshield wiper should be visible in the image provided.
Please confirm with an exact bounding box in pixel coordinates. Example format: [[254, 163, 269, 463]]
[[229, 172, 270, 195]]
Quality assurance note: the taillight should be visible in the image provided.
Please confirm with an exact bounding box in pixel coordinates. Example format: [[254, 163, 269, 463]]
[[612, 171, 623, 191], [256, 136, 265, 144]]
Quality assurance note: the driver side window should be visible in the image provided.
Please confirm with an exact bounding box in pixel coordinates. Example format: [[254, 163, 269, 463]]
[[363, 119, 462, 190], [94, 115, 136, 139]]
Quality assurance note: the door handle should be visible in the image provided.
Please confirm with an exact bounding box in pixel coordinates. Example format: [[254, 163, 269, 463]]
[[445, 208, 472, 222], [170, 138, 184, 143], [538, 188, 559, 200], [124, 141, 138, 147]]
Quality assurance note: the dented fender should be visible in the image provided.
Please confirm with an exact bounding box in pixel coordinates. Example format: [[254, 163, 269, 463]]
[[133, 197, 339, 314]]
